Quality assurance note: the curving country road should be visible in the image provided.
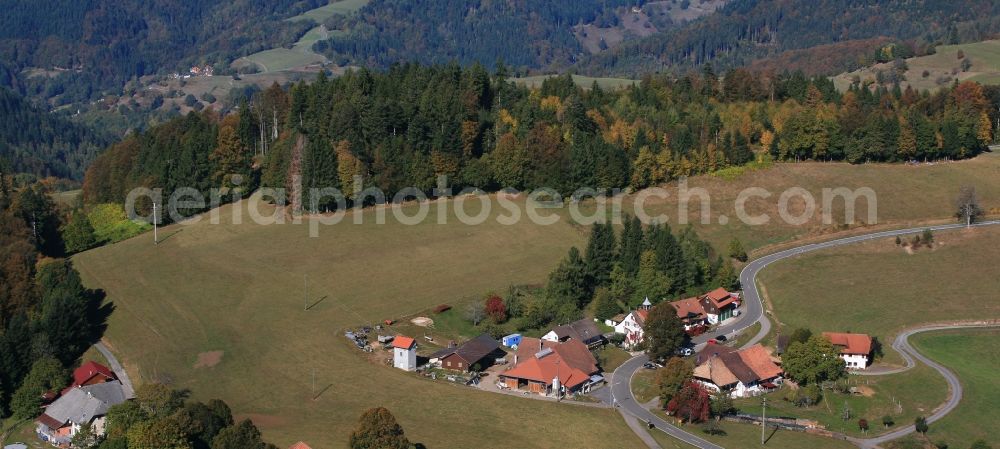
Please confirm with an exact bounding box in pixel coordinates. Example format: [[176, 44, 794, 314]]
[[611, 220, 1000, 449], [848, 322, 1000, 449]]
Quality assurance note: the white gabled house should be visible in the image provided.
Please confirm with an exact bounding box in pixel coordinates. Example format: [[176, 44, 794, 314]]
[[822, 332, 873, 369], [613, 298, 652, 348]]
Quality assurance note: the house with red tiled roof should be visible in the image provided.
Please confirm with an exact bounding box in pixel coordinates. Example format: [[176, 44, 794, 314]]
[[698, 288, 740, 324], [822, 332, 873, 369], [669, 296, 708, 330], [692, 344, 782, 398], [498, 337, 601, 396], [392, 335, 417, 371]]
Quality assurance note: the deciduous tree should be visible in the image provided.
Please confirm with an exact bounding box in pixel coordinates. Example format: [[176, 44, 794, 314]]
[[657, 357, 694, 407], [61, 211, 97, 254], [666, 382, 711, 423], [643, 302, 687, 362], [484, 294, 507, 323], [349, 407, 411, 449], [727, 238, 747, 262], [782, 335, 846, 385], [955, 186, 984, 224]]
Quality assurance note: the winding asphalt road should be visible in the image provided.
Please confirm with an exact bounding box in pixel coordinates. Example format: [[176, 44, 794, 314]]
[[610, 220, 1000, 449], [848, 322, 1000, 449]]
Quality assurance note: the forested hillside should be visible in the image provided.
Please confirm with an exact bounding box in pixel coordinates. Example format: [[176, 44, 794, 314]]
[[316, 0, 638, 70], [83, 64, 996, 217], [0, 0, 325, 105], [579, 0, 1000, 77], [0, 87, 110, 180]]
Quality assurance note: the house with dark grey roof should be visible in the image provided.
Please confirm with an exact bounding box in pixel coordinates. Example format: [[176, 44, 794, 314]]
[[430, 334, 504, 372], [36, 381, 127, 446], [543, 318, 605, 348]]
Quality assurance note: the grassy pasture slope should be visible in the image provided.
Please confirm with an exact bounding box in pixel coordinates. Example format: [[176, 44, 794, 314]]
[[733, 363, 947, 437], [513, 74, 638, 90], [635, 152, 1000, 252], [75, 199, 651, 448], [286, 0, 369, 23], [893, 329, 1000, 448], [238, 0, 369, 73], [833, 40, 1000, 92], [74, 154, 1000, 447], [758, 225, 1000, 355]]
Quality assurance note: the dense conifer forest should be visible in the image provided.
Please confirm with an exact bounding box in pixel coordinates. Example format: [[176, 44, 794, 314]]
[[0, 87, 110, 180]]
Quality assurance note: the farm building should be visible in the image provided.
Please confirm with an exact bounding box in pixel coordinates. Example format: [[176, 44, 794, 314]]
[[392, 336, 417, 371], [822, 332, 873, 369], [430, 334, 503, 372], [498, 337, 601, 396], [698, 288, 740, 324], [692, 344, 782, 398], [604, 313, 626, 328], [542, 318, 604, 348], [36, 381, 127, 445]]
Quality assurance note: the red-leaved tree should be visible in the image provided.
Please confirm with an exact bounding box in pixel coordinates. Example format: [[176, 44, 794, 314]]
[[485, 294, 506, 323], [666, 382, 711, 423]]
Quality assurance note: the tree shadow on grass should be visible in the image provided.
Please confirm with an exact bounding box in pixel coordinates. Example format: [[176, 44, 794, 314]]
[[86, 288, 114, 345]]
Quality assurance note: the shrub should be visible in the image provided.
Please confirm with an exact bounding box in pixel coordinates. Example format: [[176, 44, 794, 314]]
[[87, 203, 152, 244], [881, 415, 894, 428]]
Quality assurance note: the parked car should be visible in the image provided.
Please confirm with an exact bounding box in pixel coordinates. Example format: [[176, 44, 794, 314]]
[[675, 347, 693, 357], [712, 335, 728, 343], [642, 362, 657, 370]]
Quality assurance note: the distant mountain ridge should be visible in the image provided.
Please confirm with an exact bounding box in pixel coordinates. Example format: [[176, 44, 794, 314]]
[[577, 0, 1000, 77]]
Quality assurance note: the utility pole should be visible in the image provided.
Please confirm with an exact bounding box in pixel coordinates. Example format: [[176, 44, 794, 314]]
[[555, 359, 561, 402], [153, 203, 158, 244], [304, 274, 309, 311], [761, 396, 767, 445]]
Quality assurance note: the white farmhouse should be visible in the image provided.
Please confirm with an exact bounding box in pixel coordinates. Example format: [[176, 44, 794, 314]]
[[822, 332, 873, 369], [613, 298, 652, 349], [392, 335, 417, 371]]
